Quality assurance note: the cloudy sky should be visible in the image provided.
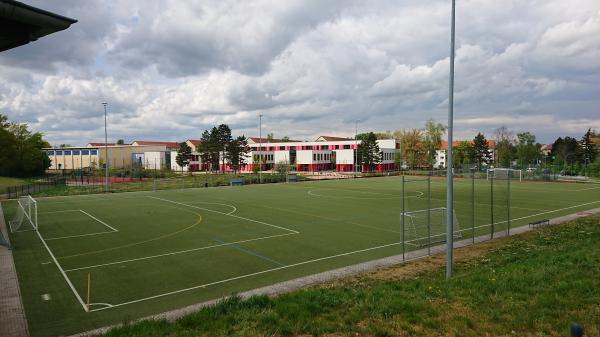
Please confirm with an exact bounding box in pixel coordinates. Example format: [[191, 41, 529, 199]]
[[0, 0, 598, 146]]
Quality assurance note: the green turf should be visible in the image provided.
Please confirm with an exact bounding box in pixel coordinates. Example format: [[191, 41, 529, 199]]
[[2, 176, 599, 336], [0, 176, 26, 190]]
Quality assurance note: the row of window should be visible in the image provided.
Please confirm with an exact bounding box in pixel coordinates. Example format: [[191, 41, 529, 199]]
[[382, 152, 395, 161], [253, 154, 274, 162], [251, 144, 353, 151], [313, 153, 332, 161], [48, 150, 98, 156]]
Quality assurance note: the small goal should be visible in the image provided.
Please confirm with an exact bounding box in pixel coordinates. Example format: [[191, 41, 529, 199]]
[[487, 168, 522, 182], [9, 195, 38, 233], [401, 207, 462, 247]]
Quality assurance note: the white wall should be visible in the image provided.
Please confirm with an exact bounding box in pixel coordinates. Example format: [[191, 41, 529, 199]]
[[335, 149, 354, 165], [144, 151, 165, 169], [274, 150, 290, 164]]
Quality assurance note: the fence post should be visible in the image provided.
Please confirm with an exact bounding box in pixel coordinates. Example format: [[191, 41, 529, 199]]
[[490, 175, 494, 239], [507, 173, 511, 236], [427, 174, 431, 256], [401, 175, 405, 261], [471, 169, 475, 244]]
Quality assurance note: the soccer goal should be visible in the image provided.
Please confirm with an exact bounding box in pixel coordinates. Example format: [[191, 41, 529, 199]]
[[9, 195, 38, 233], [401, 207, 462, 247], [487, 168, 522, 182]]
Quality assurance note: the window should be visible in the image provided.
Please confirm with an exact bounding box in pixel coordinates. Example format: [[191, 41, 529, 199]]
[[82, 150, 89, 155], [64, 151, 72, 155], [313, 154, 317, 161], [306, 145, 313, 150], [91, 150, 98, 155], [343, 145, 351, 149], [47, 150, 55, 155], [335, 145, 340, 149], [72, 150, 80, 155], [290, 146, 296, 150], [56, 150, 63, 155]]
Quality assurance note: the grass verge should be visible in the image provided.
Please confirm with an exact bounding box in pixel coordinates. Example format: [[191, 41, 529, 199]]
[[96, 214, 600, 337]]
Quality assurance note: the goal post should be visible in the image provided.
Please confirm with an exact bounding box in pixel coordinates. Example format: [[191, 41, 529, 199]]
[[9, 195, 38, 233], [401, 207, 462, 247], [487, 168, 522, 182]]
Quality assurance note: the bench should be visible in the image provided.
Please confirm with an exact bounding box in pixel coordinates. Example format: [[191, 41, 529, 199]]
[[528, 219, 550, 228]]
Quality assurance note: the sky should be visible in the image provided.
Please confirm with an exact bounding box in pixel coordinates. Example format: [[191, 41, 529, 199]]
[[0, 0, 598, 146]]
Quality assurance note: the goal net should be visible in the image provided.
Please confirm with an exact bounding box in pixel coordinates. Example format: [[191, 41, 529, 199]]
[[401, 207, 462, 247], [487, 168, 522, 182], [9, 195, 38, 233]]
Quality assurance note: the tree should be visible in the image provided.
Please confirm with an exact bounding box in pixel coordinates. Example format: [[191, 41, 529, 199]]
[[0, 115, 50, 177], [580, 128, 598, 165], [357, 132, 381, 171], [266, 133, 274, 142], [423, 119, 447, 168], [493, 126, 515, 167], [198, 128, 220, 172], [175, 142, 192, 174], [515, 132, 540, 168], [226, 136, 250, 174], [454, 141, 475, 168], [398, 129, 425, 169], [472, 133, 492, 169], [281, 136, 290, 142], [216, 124, 232, 173], [59, 144, 72, 148], [116, 139, 125, 145], [550, 136, 579, 168]]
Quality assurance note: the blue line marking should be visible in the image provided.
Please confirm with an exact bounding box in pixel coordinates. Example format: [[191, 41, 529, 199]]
[[212, 237, 285, 267]]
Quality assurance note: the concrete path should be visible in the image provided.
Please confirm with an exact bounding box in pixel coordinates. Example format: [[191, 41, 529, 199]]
[[71, 207, 600, 337], [0, 203, 29, 337]]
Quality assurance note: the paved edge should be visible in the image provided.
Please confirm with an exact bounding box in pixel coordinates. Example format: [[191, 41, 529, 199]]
[[66, 207, 599, 337], [0, 203, 30, 337]]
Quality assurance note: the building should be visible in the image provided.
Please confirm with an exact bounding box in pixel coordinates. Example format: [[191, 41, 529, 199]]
[[436, 140, 497, 168], [45, 144, 167, 171]]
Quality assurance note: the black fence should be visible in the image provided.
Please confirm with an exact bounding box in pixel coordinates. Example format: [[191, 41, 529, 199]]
[[1, 176, 66, 199]]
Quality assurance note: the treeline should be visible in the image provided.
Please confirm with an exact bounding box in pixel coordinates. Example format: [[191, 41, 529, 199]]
[[175, 124, 250, 174], [0, 114, 51, 177]]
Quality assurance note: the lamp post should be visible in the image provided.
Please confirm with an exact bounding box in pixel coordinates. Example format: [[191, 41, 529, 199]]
[[355, 119, 358, 178], [446, 0, 456, 279], [259, 113, 263, 184], [101, 102, 109, 193]]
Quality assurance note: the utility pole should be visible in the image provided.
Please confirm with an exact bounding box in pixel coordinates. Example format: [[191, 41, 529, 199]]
[[446, 0, 456, 279], [102, 102, 109, 193], [355, 120, 358, 178], [259, 113, 263, 184]]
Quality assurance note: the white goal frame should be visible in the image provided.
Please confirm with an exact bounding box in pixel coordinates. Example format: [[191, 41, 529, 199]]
[[9, 195, 38, 233], [487, 168, 522, 182], [401, 207, 462, 246]]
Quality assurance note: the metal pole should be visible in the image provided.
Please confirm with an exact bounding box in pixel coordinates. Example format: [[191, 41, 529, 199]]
[[445, 0, 456, 279], [507, 173, 511, 235], [490, 175, 494, 239], [471, 169, 475, 244], [427, 174, 431, 255], [102, 102, 109, 193], [401, 175, 405, 261], [259, 113, 263, 184], [355, 120, 358, 178]]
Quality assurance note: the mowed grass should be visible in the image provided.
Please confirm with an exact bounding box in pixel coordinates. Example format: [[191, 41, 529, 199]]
[[0, 176, 26, 190], [99, 214, 600, 337], [1, 176, 599, 336]]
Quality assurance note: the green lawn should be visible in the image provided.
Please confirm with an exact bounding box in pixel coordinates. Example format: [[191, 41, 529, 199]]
[[0, 176, 25, 190], [2, 176, 599, 336], [99, 214, 600, 337]]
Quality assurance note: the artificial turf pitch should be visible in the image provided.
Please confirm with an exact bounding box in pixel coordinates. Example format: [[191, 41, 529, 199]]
[[2, 176, 599, 336]]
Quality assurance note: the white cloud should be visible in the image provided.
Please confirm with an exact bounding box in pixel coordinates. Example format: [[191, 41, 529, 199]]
[[0, 0, 598, 146]]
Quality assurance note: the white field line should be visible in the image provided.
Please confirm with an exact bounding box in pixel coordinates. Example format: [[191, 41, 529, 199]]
[[456, 200, 600, 232], [575, 185, 600, 192], [185, 201, 237, 215], [148, 196, 299, 234], [79, 210, 118, 232], [38, 209, 81, 214], [307, 189, 423, 200], [43, 210, 119, 241], [87, 240, 403, 312], [34, 229, 89, 312], [64, 232, 298, 272]]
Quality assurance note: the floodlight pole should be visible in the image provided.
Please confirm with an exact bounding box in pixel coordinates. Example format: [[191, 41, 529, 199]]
[[355, 119, 358, 178], [102, 102, 109, 193], [445, 0, 456, 279], [259, 113, 263, 184]]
